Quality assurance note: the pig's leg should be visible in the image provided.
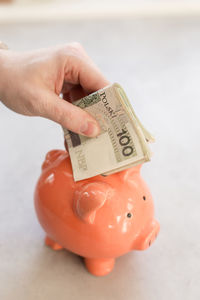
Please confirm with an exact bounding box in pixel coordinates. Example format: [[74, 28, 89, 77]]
[[84, 257, 115, 276], [45, 236, 63, 250]]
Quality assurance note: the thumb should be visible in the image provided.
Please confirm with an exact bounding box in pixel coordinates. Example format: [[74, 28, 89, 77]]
[[40, 91, 100, 137]]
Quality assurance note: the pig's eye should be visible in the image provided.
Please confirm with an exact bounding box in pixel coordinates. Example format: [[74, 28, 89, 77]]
[[127, 212, 132, 218], [143, 196, 146, 201]]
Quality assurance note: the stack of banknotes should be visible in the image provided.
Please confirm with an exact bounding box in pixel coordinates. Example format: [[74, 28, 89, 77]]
[[63, 83, 155, 181]]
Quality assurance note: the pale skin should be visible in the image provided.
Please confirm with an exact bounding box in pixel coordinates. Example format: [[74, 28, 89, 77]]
[[0, 43, 109, 137]]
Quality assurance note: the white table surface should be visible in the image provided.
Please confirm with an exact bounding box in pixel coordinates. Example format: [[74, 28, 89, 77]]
[[0, 17, 200, 300]]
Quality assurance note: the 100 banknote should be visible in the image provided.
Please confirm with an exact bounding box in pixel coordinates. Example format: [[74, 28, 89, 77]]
[[63, 83, 154, 181]]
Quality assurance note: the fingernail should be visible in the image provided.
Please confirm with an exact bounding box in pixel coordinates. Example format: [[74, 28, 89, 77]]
[[80, 121, 100, 137]]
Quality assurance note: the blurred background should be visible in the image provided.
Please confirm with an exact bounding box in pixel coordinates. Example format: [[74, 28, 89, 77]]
[[0, 1, 200, 300], [1, 0, 200, 22]]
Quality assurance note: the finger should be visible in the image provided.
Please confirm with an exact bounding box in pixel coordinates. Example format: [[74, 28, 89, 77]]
[[78, 59, 110, 93], [41, 91, 100, 137], [64, 49, 110, 93]]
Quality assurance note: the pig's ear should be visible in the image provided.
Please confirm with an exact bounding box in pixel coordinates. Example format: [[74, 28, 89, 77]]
[[119, 164, 142, 181], [42, 150, 67, 170], [74, 182, 113, 224]]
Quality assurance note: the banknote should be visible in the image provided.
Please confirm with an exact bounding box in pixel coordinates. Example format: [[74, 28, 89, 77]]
[[63, 83, 154, 181]]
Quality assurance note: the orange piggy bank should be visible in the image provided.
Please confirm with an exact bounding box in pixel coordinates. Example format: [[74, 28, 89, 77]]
[[34, 150, 160, 276]]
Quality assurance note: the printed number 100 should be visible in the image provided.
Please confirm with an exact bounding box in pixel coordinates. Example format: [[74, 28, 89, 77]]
[[117, 129, 133, 157]]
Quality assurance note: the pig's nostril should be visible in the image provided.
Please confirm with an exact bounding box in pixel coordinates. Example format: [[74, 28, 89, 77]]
[[149, 240, 151, 246], [127, 212, 132, 218]]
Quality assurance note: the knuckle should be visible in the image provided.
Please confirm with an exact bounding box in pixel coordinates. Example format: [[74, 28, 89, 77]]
[[63, 42, 85, 58], [69, 42, 83, 51]]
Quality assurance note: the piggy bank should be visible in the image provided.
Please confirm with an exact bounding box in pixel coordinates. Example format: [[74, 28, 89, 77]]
[[34, 150, 160, 276]]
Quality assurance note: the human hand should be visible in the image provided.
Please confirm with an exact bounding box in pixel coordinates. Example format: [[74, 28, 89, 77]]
[[0, 43, 109, 137]]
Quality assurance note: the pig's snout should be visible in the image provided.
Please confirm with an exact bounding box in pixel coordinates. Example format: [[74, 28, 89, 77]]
[[142, 220, 160, 250], [134, 220, 160, 251]]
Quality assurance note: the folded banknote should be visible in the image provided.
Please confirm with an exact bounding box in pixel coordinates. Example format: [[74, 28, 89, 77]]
[[63, 83, 154, 181]]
